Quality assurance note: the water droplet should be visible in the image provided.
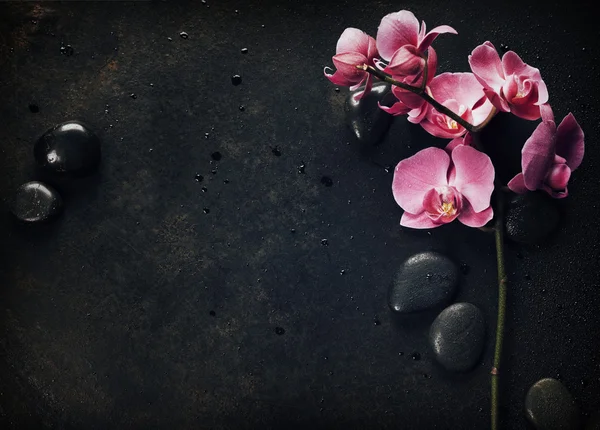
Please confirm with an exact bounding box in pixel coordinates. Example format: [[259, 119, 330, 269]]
[[194, 174, 203, 182], [201, 187, 207, 193], [234, 9, 239, 13], [524, 274, 531, 280], [60, 44, 74, 56], [223, 179, 229, 184], [426, 273, 432, 280], [241, 47, 248, 54], [130, 93, 137, 99], [211, 151, 222, 161], [340, 269, 345, 275], [271, 146, 281, 156], [411, 352, 421, 361], [179, 31, 189, 39], [460, 263, 470, 275], [231, 75, 242, 86], [275, 327, 285, 335], [383, 165, 392, 173], [239, 105, 245, 111], [204, 133, 210, 139], [167, 37, 173, 41], [373, 319, 381, 326], [297, 162, 306, 174], [29, 104, 39, 113], [211, 169, 217, 175], [209, 310, 216, 316], [334, 87, 340, 92], [321, 239, 328, 246], [320, 176, 333, 187], [290, 228, 296, 234], [203, 208, 210, 214], [398, 352, 404, 356]]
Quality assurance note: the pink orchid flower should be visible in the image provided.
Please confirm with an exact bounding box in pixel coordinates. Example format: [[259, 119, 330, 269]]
[[379, 47, 437, 123], [392, 145, 495, 229], [469, 41, 549, 120], [508, 105, 584, 198], [419, 73, 494, 139], [376, 10, 457, 61], [324, 28, 378, 100]]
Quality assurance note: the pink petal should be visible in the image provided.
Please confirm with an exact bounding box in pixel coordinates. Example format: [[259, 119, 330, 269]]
[[418, 24, 457, 52], [484, 88, 510, 112], [445, 136, 466, 154], [336, 28, 373, 57], [449, 145, 495, 212], [536, 79, 549, 105], [376, 11, 420, 60], [395, 87, 426, 110], [379, 99, 411, 116], [425, 46, 438, 85], [507, 173, 528, 194], [555, 113, 585, 170], [392, 147, 450, 214], [542, 184, 569, 199], [407, 104, 428, 124], [468, 42, 505, 93], [387, 45, 425, 77], [470, 97, 495, 126], [501, 51, 540, 78], [324, 67, 354, 86], [546, 163, 571, 190], [509, 101, 541, 121], [332, 52, 368, 81], [458, 203, 494, 228], [540, 103, 554, 122], [353, 74, 374, 101], [521, 121, 557, 191], [400, 211, 443, 229], [429, 72, 486, 108]]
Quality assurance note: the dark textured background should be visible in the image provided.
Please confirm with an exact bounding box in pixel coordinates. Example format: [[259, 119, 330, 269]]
[[0, 1, 598, 429]]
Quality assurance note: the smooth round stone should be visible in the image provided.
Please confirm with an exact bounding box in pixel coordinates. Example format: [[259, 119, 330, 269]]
[[34, 120, 101, 176], [429, 303, 485, 372], [525, 378, 581, 430], [345, 82, 394, 146], [10, 181, 63, 223], [388, 252, 459, 313], [505, 192, 559, 244]]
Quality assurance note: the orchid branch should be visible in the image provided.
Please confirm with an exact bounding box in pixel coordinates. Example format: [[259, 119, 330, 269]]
[[491, 190, 507, 430], [358, 65, 476, 132]]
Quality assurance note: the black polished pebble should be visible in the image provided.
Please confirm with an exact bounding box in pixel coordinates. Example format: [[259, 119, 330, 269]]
[[388, 252, 459, 313], [34, 120, 101, 176], [10, 181, 63, 223], [345, 82, 395, 146], [429, 303, 485, 372], [505, 192, 560, 245], [525, 378, 581, 430]]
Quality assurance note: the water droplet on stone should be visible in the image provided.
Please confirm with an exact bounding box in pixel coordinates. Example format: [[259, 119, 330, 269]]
[[321, 239, 328, 246], [374, 319, 381, 326], [29, 103, 39, 113], [241, 47, 248, 54], [275, 327, 285, 335], [203, 208, 210, 214], [130, 93, 137, 99], [271, 146, 281, 156], [334, 87, 340, 92], [211, 151, 222, 161], [340, 269, 345, 275], [231, 75, 242, 86], [239, 105, 245, 111], [195, 174, 204, 182], [179, 31, 189, 39], [167, 37, 173, 41], [201, 187, 207, 193], [411, 352, 421, 361], [298, 162, 306, 174], [34, 120, 101, 176], [60, 44, 74, 56], [223, 179, 229, 184], [320, 176, 333, 187], [290, 228, 296, 234], [460, 263, 470, 275]]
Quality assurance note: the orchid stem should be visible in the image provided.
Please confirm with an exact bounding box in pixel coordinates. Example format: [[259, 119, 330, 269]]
[[359, 65, 486, 133], [491, 190, 507, 430]]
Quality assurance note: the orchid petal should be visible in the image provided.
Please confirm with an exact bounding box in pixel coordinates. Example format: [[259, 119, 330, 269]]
[[392, 147, 450, 214], [450, 145, 495, 213], [336, 28, 373, 56], [378, 99, 411, 116], [468, 42, 505, 92], [540, 103, 554, 123], [387, 45, 426, 77], [418, 25, 457, 52], [507, 173, 528, 194], [510, 101, 542, 121], [458, 203, 494, 228], [332, 52, 368, 79], [400, 211, 443, 229], [521, 121, 557, 191], [546, 163, 571, 191], [324, 67, 354, 86], [376, 11, 420, 60], [353, 74, 374, 101], [555, 113, 585, 170]]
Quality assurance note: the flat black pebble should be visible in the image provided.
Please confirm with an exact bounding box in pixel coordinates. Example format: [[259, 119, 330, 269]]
[[388, 252, 458, 313], [10, 181, 62, 223], [231, 75, 242, 85], [525, 378, 581, 430], [34, 120, 101, 176], [429, 303, 485, 372], [505, 192, 559, 244], [345, 82, 394, 146]]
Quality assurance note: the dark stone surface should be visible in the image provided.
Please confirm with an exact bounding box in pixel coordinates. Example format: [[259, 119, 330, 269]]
[[586, 412, 600, 430], [389, 252, 459, 313], [34, 120, 101, 176], [505, 192, 560, 245], [0, 1, 599, 429], [345, 82, 394, 146], [9, 181, 63, 223], [525, 378, 582, 430], [429, 302, 485, 372]]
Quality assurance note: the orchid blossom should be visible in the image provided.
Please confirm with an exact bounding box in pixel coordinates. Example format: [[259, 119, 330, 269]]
[[392, 145, 495, 229], [324, 28, 378, 100], [469, 41, 548, 120], [508, 105, 584, 198]]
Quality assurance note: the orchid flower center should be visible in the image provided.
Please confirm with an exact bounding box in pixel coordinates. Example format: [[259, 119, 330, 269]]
[[444, 104, 466, 130], [441, 201, 457, 216], [422, 186, 463, 224], [514, 76, 526, 98]]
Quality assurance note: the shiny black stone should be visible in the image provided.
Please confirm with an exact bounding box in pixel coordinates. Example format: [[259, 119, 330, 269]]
[[505, 192, 560, 244], [345, 82, 394, 146], [34, 120, 101, 176], [10, 181, 63, 223]]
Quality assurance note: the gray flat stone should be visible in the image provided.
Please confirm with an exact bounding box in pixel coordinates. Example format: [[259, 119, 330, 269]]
[[525, 378, 581, 430]]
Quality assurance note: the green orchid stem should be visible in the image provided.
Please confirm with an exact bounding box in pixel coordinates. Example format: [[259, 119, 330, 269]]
[[491, 190, 507, 430], [359, 65, 497, 134]]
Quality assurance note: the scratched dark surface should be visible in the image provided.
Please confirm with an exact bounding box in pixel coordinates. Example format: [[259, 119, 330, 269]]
[[0, 1, 598, 429]]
